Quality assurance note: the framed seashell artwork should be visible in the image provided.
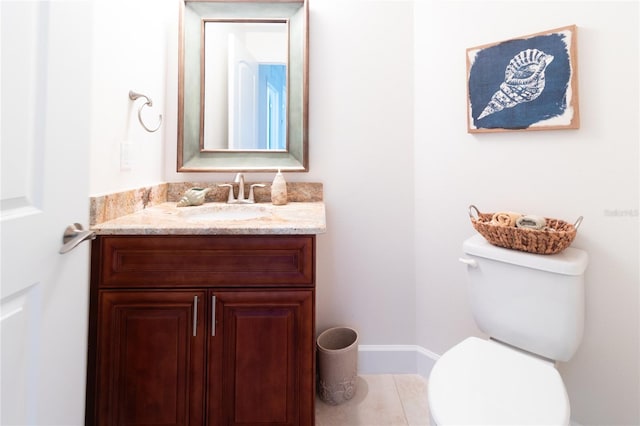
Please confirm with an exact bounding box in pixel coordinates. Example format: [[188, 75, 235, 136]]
[[466, 25, 579, 133]]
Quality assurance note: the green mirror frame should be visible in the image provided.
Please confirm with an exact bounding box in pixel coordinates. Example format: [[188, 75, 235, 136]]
[[177, 0, 309, 172]]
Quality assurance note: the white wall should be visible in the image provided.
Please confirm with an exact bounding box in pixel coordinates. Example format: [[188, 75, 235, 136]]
[[87, 0, 639, 424], [89, 0, 175, 195], [415, 2, 639, 425], [306, 0, 416, 343]]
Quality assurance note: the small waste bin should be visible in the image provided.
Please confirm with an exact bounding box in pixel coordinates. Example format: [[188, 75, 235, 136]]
[[316, 326, 359, 405]]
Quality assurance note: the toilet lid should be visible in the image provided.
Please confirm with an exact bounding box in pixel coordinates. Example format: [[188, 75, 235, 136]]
[[428, 337, 570, 425]]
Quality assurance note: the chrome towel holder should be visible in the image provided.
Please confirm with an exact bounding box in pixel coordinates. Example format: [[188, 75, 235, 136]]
[[129, 90, 162, 133]]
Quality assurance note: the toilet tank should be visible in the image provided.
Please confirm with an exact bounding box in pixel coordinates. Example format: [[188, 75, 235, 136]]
[[462, 234, 588, 362]]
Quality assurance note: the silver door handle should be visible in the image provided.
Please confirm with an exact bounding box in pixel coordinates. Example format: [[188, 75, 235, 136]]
[[59, 223, 96, 254]]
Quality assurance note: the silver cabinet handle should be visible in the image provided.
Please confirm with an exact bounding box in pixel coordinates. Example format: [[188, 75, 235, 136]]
[[59, 223, 96, 254], [211, 295, 216, 336], [193, 295, 199, 337]]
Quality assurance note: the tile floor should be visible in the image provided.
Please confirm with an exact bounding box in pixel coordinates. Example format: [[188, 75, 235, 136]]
[[315, 374, 430, 426]]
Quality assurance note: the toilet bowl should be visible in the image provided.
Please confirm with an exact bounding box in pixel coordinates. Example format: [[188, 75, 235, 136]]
[[428, 337, 569, 425]]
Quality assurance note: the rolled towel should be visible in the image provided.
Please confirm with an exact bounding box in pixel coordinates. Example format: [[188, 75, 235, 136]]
[[491, 212, 522, 227], [516, 215, 547, 230]]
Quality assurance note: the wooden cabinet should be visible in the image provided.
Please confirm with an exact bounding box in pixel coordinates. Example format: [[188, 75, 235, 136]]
[[94, 290, 207, 426], [210, 290, 314, 425], [86, 235, 316, 426]]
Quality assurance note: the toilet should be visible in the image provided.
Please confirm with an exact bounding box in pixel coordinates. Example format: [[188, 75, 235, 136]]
[[428, 234, 588, 426]]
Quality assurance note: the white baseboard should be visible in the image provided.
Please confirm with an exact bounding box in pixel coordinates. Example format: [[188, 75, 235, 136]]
[[357, 344, 440, 379]]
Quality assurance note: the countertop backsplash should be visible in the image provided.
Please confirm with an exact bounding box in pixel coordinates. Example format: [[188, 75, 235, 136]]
[[90, 182, 323, 226]]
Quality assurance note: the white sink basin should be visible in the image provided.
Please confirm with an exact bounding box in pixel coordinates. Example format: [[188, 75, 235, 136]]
[[177, 203, 271, 222]]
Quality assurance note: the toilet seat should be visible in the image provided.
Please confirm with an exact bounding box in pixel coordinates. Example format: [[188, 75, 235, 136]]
[[428, 337, 570, 426]]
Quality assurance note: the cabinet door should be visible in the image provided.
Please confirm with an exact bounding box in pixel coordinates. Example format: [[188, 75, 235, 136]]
[[208, 290, 314, 426], [94, 290, 206, 426]]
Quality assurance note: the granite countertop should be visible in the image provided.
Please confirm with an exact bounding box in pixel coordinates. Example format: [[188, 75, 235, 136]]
[[91, 201, 326, 235]]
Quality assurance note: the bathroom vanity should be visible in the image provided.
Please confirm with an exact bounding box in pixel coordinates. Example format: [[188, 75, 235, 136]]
[[85, 199, 325, 426]]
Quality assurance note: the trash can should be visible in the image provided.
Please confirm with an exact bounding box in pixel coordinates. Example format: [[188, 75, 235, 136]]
[[316, 326, 359, 405]]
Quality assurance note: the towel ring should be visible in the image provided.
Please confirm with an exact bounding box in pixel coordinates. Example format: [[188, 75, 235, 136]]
[[129, 90, 162, 133]]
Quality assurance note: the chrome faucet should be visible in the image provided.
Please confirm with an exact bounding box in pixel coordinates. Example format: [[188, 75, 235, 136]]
[[218, 173, 265, 204], [235, 173, 246, 201]]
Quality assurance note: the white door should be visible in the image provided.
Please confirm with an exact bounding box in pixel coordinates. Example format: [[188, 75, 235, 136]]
[[228, 34, 258, 150], [1, 1, 93, 424]]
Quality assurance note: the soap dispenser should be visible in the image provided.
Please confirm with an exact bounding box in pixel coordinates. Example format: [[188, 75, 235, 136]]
[[271, 169, 288, 205]]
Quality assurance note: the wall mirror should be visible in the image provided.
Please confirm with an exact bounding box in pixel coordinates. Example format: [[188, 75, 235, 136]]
[[178, 0, 308, 172]]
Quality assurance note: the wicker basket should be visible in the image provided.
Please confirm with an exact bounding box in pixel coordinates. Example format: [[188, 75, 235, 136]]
[[468, 205, 582, 255]]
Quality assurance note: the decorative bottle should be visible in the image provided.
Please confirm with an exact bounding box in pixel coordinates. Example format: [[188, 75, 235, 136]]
[[271, 169, 288, 205]]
